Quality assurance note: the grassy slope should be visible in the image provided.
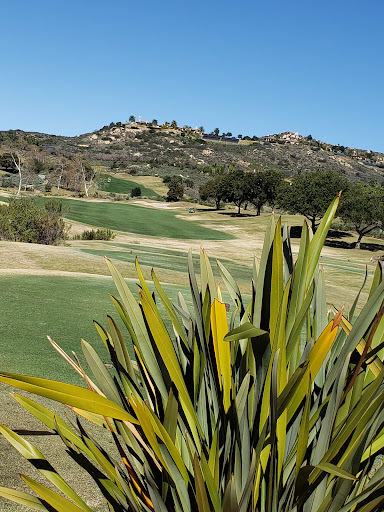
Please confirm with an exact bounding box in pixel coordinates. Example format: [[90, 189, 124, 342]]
[[98, 174, 158, 196], [58, 200, 234, 239], [0, 196, 234, 240], [122, 175, 169, 195]]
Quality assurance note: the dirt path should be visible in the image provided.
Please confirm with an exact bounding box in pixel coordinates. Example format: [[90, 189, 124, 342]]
[[0, 268, 113, 278]]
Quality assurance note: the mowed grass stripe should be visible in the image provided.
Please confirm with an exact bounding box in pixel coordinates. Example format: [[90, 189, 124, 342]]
[[0, 196, 234, 240], [80, 244, 253, 284]]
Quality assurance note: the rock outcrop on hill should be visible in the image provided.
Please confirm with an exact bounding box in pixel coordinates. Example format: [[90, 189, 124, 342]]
[[1, 125, 383, 185]]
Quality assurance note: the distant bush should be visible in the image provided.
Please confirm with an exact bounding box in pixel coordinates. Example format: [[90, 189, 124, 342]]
[[75, 228, 115, 241], [130, 186, 142, 198], [105, 193, 124, 201], [184, 178, 194, 188], [0, 197, 68, 244], [0, 176, 14, 188]]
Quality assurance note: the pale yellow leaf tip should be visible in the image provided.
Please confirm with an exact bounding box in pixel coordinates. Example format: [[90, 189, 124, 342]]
[[331, 307, 344, 332]]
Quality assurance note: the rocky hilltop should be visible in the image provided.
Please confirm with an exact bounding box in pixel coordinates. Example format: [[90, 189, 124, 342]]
[[2, 123, 384, 185]]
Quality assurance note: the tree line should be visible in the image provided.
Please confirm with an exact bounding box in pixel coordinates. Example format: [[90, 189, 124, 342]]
[[199, 168, 282, 214], [0, 139, 96, 197], [199, 168, 384, 248]]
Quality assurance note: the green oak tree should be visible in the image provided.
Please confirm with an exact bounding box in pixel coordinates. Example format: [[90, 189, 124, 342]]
[[166, 176, 184, 202], [248, 169, 283, 216], [278, 169, 346, 231], [339, 183, 384, 248], [199, 175, 226, 209], [221, 170, 250, 214]]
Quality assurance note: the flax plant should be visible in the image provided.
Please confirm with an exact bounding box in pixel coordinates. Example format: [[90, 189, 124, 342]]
[[2, 194, 384, 511]]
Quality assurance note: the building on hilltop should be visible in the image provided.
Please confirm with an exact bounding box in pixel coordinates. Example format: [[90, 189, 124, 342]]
[[262, 132, 303, 144]]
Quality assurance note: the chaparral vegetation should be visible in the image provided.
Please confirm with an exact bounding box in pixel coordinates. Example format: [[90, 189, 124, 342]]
[[0, 197, 68, 245]]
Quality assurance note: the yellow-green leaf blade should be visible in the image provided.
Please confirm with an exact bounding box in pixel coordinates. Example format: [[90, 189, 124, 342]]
[[0, 487, 48, 511], [0, 373, 133, 422]]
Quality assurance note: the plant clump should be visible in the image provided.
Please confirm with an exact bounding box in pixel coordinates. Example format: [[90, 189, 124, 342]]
[[74, 227, 115, 241], [2, 195, 384, 511], [0, 197, 68, 244], [131, 186, 142, 198]]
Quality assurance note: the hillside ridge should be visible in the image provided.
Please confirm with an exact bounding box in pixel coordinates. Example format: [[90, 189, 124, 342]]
[[1, 124, 384, 185]]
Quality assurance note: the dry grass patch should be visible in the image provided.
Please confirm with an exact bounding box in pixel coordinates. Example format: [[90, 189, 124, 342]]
[[115, 173, 169, 195]]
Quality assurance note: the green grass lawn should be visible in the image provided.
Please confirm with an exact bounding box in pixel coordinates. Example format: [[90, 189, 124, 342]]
[[98, 174, 158, 196], [0, 196, 234, 240], [0, 274, 192, 385]]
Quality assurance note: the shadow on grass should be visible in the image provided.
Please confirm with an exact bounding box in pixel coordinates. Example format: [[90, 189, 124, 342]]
[[327, 229, 354, 239], [216, 211, 257, 218], [288, 226, 384, 252], [324, 240, 384, 252], [290, 226, 353, 240]]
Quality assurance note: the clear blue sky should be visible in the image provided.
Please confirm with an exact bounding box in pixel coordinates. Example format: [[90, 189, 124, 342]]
[[2, 0, 383, 151]]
